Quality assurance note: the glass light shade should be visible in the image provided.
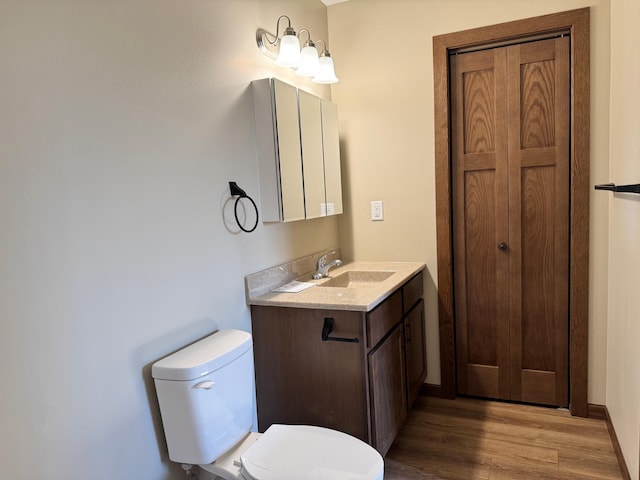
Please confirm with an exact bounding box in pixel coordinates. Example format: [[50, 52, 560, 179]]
[[296, 45, 319, 77], [312, 55, 339, 84], [276, 34, 301, 67]]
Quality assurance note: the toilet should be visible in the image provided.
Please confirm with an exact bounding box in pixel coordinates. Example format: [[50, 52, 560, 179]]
[[152, 329, 384, 480]]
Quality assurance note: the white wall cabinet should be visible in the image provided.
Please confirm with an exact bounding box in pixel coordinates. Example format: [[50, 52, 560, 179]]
[[252, 78, 343, 222]]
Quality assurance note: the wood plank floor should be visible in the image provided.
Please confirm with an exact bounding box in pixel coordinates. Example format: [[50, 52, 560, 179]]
[[384, 396, 623, 480]]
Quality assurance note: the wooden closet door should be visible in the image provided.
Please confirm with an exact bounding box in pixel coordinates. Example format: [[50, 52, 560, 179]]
[[451, 37, 570, 407], [507, 37, 570, 406], [451, 47, 511, 400]]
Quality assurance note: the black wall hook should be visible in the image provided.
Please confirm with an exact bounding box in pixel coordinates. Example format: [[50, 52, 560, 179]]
[[229, 181, 248, 197]]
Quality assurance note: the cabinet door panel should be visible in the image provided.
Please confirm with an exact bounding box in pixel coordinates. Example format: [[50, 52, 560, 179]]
[[368, 323, 407, 455], [321, 99, 343, 215], [251, 306, 368, 441], [299, 90, 326, 219], [405, 299, 427, 407], [273, 79, 305, 222]]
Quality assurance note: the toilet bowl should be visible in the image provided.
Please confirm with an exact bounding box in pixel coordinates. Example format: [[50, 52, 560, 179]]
[[152, 329, 384, 480], [201, 424, 383, 480]]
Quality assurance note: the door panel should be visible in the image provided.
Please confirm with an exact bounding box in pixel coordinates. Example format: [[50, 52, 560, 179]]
[[452, 36, 569, 407], [451, 47, 510, 400], [507, 37, 569, 406], [463, 170, 498, 368]]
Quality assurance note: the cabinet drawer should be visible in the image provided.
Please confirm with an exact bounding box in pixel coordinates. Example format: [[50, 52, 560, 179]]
[[402, 270, 424, 313], [367, 290, 402, 348]]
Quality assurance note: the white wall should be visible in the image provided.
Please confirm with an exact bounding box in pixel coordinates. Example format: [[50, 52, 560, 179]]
[[606, 1, 640, 477], [0, 1, 336, 479], [328, 0, 611, 401]]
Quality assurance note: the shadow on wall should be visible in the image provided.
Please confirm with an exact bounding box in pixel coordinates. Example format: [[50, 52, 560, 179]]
[[134, 318, 221, 479]]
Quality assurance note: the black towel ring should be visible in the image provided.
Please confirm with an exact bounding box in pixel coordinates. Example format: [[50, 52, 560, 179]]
[[229, 181, 259, 233]]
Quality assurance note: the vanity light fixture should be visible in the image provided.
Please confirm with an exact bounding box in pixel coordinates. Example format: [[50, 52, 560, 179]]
[[256, 15, 339, 84]]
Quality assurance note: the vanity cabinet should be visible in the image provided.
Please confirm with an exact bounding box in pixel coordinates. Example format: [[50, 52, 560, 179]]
[[252, 78, 343, 222], [250, 270, 426, 455]]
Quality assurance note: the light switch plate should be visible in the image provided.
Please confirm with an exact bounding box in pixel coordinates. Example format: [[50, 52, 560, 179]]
[[371, 200, 384, 221]]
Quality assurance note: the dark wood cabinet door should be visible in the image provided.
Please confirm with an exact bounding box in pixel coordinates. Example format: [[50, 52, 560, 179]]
[[405, 299, 427, 408], [250, 305, 369, 441], [451, 37, 570, 407], [368, 322, 407, 455]]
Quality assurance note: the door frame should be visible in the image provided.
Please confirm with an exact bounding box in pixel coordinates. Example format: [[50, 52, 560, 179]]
[[433, 8, 590, 416]]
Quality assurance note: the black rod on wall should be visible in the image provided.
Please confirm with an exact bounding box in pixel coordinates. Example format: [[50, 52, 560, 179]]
[[594, 183, 640, 194]]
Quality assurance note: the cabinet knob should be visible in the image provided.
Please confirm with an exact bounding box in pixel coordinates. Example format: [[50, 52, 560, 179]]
[[498, 242, 508, 251]]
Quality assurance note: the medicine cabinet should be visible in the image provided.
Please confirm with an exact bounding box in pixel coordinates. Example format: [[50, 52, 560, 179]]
[[252, 78, 343, 222]]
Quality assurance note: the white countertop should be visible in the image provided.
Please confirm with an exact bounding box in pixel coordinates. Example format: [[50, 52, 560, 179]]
[[246, 261, 425, 312]]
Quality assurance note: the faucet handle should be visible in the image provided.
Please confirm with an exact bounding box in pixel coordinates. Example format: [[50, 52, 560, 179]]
[[316, 254, 327, 269]]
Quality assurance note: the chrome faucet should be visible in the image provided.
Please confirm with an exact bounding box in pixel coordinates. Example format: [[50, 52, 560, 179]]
[[312, 253, 342, 279]]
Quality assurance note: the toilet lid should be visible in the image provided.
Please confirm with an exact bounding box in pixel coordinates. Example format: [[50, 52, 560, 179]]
[[240, 424, 384, 480]]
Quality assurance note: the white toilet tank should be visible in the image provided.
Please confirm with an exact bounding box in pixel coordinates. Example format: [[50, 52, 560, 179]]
[[152, 329, 254, 465]]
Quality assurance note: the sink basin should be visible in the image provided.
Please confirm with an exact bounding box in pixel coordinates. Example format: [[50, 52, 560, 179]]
[[321, 270, 394, 288]]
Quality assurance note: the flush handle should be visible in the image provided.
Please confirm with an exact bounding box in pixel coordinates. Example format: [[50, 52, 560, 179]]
[[193, 381, 215, 390]]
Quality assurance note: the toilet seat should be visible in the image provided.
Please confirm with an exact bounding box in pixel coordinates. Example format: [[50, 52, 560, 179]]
[[240, 424, 384, 480]]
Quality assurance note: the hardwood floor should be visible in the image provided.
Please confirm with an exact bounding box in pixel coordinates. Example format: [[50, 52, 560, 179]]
[[384, 396, 623, 479]]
